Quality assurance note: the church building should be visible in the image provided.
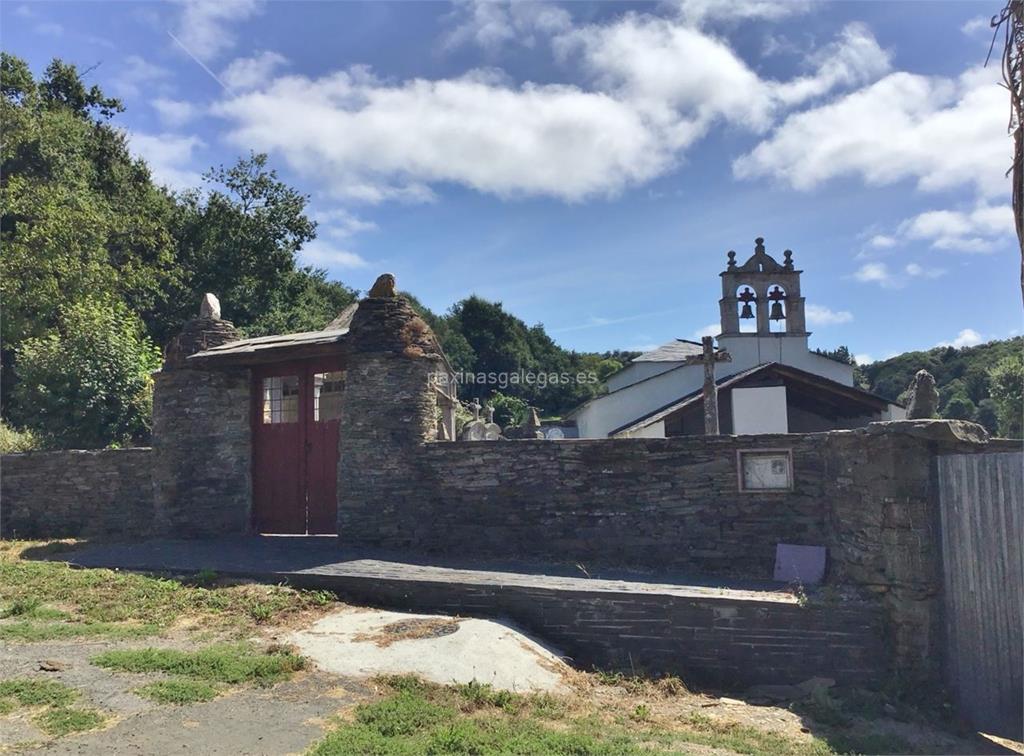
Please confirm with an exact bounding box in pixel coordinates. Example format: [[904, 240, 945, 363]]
[[566, 238, 905, 438]]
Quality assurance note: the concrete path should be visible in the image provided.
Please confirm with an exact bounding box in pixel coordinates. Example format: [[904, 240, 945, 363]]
[[289, 607, 570, 692], [50, 537, 796, 603]]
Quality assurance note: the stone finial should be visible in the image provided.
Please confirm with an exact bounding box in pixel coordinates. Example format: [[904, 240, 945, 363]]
[[199, 293, 221, 320], [905, 369, 939, 419], [754, 237, 765, 254], [726, 250, 737, 270], [368, 273, 397, 298], [783, 250, 794, 270]]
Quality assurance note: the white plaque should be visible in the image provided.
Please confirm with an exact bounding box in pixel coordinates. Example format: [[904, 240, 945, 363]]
[[739, 451, 792, 490]]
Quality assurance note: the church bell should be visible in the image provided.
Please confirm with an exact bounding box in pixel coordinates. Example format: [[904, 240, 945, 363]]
[[740, 303, 754, 319], [769, 301, 785, 321]]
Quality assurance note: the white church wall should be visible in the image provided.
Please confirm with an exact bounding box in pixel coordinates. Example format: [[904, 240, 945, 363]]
[[716, 335, 854, 386], [620, 420, 666, 438], [732, 386, 789, 434], [575, 363, 706, 438]]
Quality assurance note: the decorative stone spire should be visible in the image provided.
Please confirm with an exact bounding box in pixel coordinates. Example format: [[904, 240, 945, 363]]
[[199, 293, 221, 320], [162, 293, 240, 369]]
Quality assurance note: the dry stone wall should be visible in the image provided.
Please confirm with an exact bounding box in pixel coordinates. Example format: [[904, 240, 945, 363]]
[[0, 449, 154, 539], [151, 366, 252, 537]]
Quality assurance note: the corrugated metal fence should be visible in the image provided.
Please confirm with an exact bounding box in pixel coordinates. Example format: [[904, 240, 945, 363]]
[[937, 451, 1023, 741]]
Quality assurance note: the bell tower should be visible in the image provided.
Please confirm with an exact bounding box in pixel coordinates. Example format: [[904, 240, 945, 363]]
[[718, 237, 807, 337]]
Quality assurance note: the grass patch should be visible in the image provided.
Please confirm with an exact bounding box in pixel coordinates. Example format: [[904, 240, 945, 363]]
[[0, 678, 77, 709], [681, 713, 832, 756], [308, 676, 835, 756], [0, 541, 339, 641], [34, 706, 105, 736], [0, 678, 105, 737], [0, 620, 158, 642], [92, 643, 306, 687], [136, 678, 219, 705]]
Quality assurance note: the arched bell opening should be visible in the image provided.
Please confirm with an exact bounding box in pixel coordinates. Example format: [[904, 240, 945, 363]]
[[766, 284, 788, 333], [735, 285, 758, 333]]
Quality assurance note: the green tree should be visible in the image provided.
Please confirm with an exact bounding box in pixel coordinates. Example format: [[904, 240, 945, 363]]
[[12, 298, 162, 449], [170, 152, 317, 336], [1, 53, 178, 408], [973, 398, 1000, 435], [988, 353, 1023, 437], [942, 394, 976, 421]]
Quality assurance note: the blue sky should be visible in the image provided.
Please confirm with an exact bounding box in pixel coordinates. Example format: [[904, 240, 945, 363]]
[[4, 0, 1020, 361]]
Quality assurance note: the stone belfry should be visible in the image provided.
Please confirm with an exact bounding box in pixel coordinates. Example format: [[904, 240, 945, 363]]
[[718, 237, 807, 337]]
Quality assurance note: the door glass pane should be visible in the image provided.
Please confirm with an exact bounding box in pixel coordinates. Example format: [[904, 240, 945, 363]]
[[314, 371, 345, 421], [262, 375, 299, 423]]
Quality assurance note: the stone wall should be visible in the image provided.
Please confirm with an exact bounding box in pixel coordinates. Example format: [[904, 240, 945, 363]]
[[151, 366, 252, 537], [338, 412, 997, 681], [288, 570, 888, 689], [0, 449, 154, 539], [341, 433, 832, 577]]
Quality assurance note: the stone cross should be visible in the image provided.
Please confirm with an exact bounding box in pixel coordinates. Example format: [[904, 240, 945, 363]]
[[682, 336, 732, 435], [469, 399, 482, 421]]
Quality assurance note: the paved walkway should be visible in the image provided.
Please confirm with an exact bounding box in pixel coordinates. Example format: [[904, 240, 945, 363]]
[[45, 536, 797, 604]]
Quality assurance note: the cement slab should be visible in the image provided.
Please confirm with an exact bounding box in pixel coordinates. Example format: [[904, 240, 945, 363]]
[[290, 607, 570, 693]]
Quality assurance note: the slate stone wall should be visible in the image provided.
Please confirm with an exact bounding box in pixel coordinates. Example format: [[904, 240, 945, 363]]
[[151, 366, 252, 537], [0, 449, 154, 539], [288, 570, 888, 689], [341, 433, 832, 577]]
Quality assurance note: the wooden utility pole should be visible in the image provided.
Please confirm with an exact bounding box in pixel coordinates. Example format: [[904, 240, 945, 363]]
[[994, 1, 1024, 305], [682, 336, 732, 435]]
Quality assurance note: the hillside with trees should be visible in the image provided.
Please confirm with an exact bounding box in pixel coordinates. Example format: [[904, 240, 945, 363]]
[[855, 338, 1022, 437]]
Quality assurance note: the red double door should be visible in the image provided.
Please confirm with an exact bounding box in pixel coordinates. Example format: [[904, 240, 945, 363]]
[[251, 357, 344, 534]]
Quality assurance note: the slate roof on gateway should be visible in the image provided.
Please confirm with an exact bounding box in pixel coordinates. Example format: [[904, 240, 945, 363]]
[[187, 303, 359, 362], [633, 339, 708, 362]]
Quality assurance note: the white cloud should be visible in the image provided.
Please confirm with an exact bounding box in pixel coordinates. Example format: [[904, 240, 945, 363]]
[[674, 0, 814, 27], [899, 203, 1013, 253], [692, 323, 720, 339], [961, 16, 990, 36], [213, 8, 887, 203], [734, 67, 1009, 200], [152, 97, 196, 128], [937, 328, 984, 349], [113, 55, 172, 99], [173, 0, 260, 61], [298, 240, 369, 270], [805, 304, 853, 326], [312, 208, 379, 239], [220, 51, 288, 91], [772, 22, 891, 106], [214, 69, 679, 202], [853, 262, 898, 287], [854, 353, 873, 365], [444, 0, 571, 52], [904, 262, 946, 279], [869, 234, 897, 249], [127, 132, 204, 191]]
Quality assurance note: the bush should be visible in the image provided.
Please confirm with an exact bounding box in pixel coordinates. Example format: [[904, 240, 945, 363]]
[[488, 391, 529, 428], [12, 297, 161, 449], [941, 394, 976, 421], [0, 421, 40, 453], [988, 353, 1023, 438]]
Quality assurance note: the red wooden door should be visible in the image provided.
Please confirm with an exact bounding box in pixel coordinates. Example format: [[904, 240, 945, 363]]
[[251, 358, 343, 534]]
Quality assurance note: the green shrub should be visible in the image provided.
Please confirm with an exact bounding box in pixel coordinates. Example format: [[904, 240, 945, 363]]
[[0, 421, 41, 453], [12, 296, 161, 449]]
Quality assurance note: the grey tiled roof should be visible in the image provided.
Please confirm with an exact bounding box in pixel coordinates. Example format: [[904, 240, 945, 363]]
[[633, 339, 707, 362]]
